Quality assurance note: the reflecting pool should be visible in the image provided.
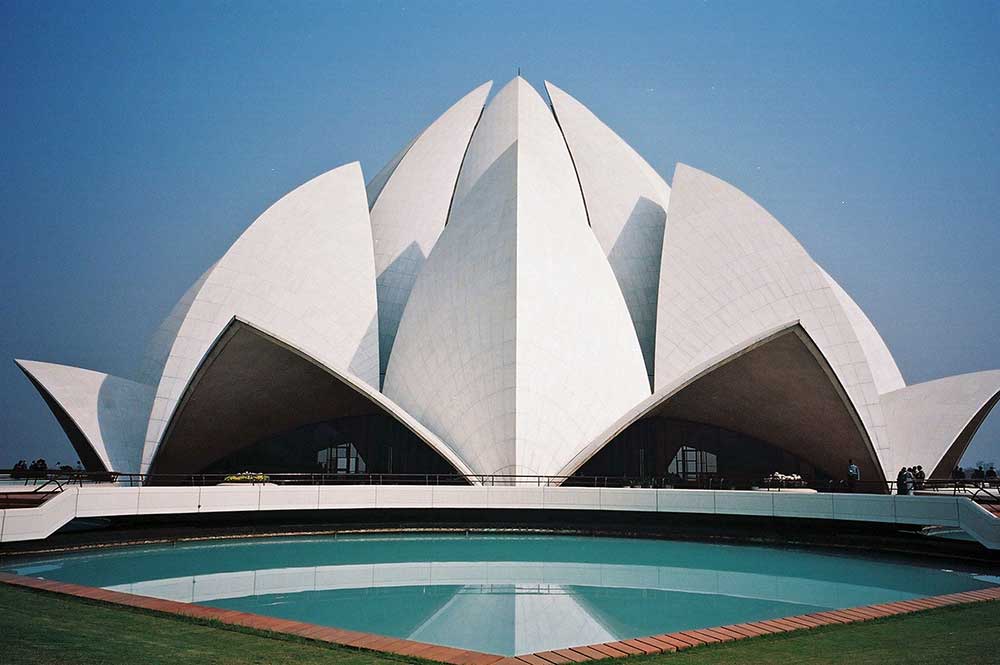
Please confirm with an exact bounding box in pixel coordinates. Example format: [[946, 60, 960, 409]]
[[5, 534, 998, 655]]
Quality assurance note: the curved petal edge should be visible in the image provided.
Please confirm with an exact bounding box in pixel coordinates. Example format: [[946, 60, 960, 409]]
[[16, 359, 154, 473], [148, 317, 475, 479], [546, 81, 670, 384], [656, 163, 889, 458], [370, 81, 492, 384], [558, 322, 884, 485], [881, 369, 1000, 478], [384, 78, 650, 478], [140, 162, 379, 472], [819, 266, 905, 394]]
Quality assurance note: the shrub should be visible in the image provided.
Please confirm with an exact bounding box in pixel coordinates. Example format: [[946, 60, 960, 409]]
[[222, 471, 270, 484]]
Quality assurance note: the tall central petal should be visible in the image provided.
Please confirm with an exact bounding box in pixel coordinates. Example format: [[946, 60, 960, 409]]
[[383, 78, 650, 478]]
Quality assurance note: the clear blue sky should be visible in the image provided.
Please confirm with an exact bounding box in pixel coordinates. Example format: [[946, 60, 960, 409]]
[[2, 1, 998, 469]]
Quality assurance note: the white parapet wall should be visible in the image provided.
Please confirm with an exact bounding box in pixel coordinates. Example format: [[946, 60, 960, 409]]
[[1, 486, 997, 550]]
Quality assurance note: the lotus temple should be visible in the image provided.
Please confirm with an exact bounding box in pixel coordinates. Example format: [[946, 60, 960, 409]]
[[4, 76, 1000, 663], [13, 77, 999, 489]]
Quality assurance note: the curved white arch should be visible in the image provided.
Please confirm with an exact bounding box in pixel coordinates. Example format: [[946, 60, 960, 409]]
[[881, 370, 1000, 478], [140, 162, 379, 472], [384, 78, 650, 478], [546, 81, 670, 384], [148, 317, 475, 478], [369, 81, 492, 384], [557, 322, 883, 484], [819, 266, 905, 394], [655, 164, 889, 458], [15, 360, 154, 472]]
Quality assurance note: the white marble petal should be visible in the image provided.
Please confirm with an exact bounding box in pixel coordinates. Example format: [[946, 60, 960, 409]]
[[137, 262, 218, 387], [139, 162, 379, 472], [881, 370, 1000, 477], [145, 316, 475, 478], [546, 81, 670, 385], [556, 322, 882, 482], [16, 360, 155, 473], [24, 75, 997, 491], [655, 163, 889, 459], [369, 81, 492, 384], [384, 78, 650, 478], [819, 266, 905, 394]]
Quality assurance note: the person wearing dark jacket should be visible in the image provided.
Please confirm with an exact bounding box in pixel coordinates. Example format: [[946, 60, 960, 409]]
[[11, 459, 28, 479], [847, 459, 860, 491]]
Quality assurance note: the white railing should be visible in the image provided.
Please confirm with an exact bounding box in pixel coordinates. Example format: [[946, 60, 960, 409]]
[[1, 485, 998, 550]]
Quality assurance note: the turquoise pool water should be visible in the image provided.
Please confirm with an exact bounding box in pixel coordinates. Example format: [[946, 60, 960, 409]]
[[5, 534, 998, 655]]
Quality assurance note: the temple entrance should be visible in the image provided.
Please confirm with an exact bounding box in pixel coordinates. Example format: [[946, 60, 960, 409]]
[[572, 417, 830, 488], [202, 413, 456, 477]]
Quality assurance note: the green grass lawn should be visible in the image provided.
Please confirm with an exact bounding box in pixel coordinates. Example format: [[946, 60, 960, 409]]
[[632, 601, 1000, 665], [2, 583, 998, 665]]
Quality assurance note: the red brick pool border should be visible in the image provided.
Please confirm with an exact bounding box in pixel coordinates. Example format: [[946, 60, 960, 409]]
[[1, 571, 998, 664]]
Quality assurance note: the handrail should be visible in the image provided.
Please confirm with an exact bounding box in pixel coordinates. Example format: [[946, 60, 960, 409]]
[[964, 484, 1000, 504], [30, 477, 66, 493], [1, 469, 998, 499]]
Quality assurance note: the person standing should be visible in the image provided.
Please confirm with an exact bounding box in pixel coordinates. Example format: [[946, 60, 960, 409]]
[[847, 459, 860, 492], [914, 465, 925, 490], [896, 467, 907, 495]]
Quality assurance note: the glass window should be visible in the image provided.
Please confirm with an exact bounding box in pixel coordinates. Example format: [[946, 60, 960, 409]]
[[317, 442, 366, 474], [668, 446, 717, 481]]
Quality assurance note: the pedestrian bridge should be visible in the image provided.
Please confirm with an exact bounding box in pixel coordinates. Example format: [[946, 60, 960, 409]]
[[1, 484, 998, 550]]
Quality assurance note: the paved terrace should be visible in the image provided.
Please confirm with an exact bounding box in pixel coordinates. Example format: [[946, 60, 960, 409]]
[[1, 484, 998, 549]]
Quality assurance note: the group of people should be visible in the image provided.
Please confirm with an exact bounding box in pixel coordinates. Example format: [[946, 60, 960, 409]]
[[851, 460, 998, 494], [952, 465, 999, 482], [10, 458, 48, 478], [894, 465, 926, 495], [9, 458, 82, 479]]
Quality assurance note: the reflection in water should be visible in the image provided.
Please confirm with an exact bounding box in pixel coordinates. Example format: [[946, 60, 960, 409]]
[[4, 535, 997, 656]]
